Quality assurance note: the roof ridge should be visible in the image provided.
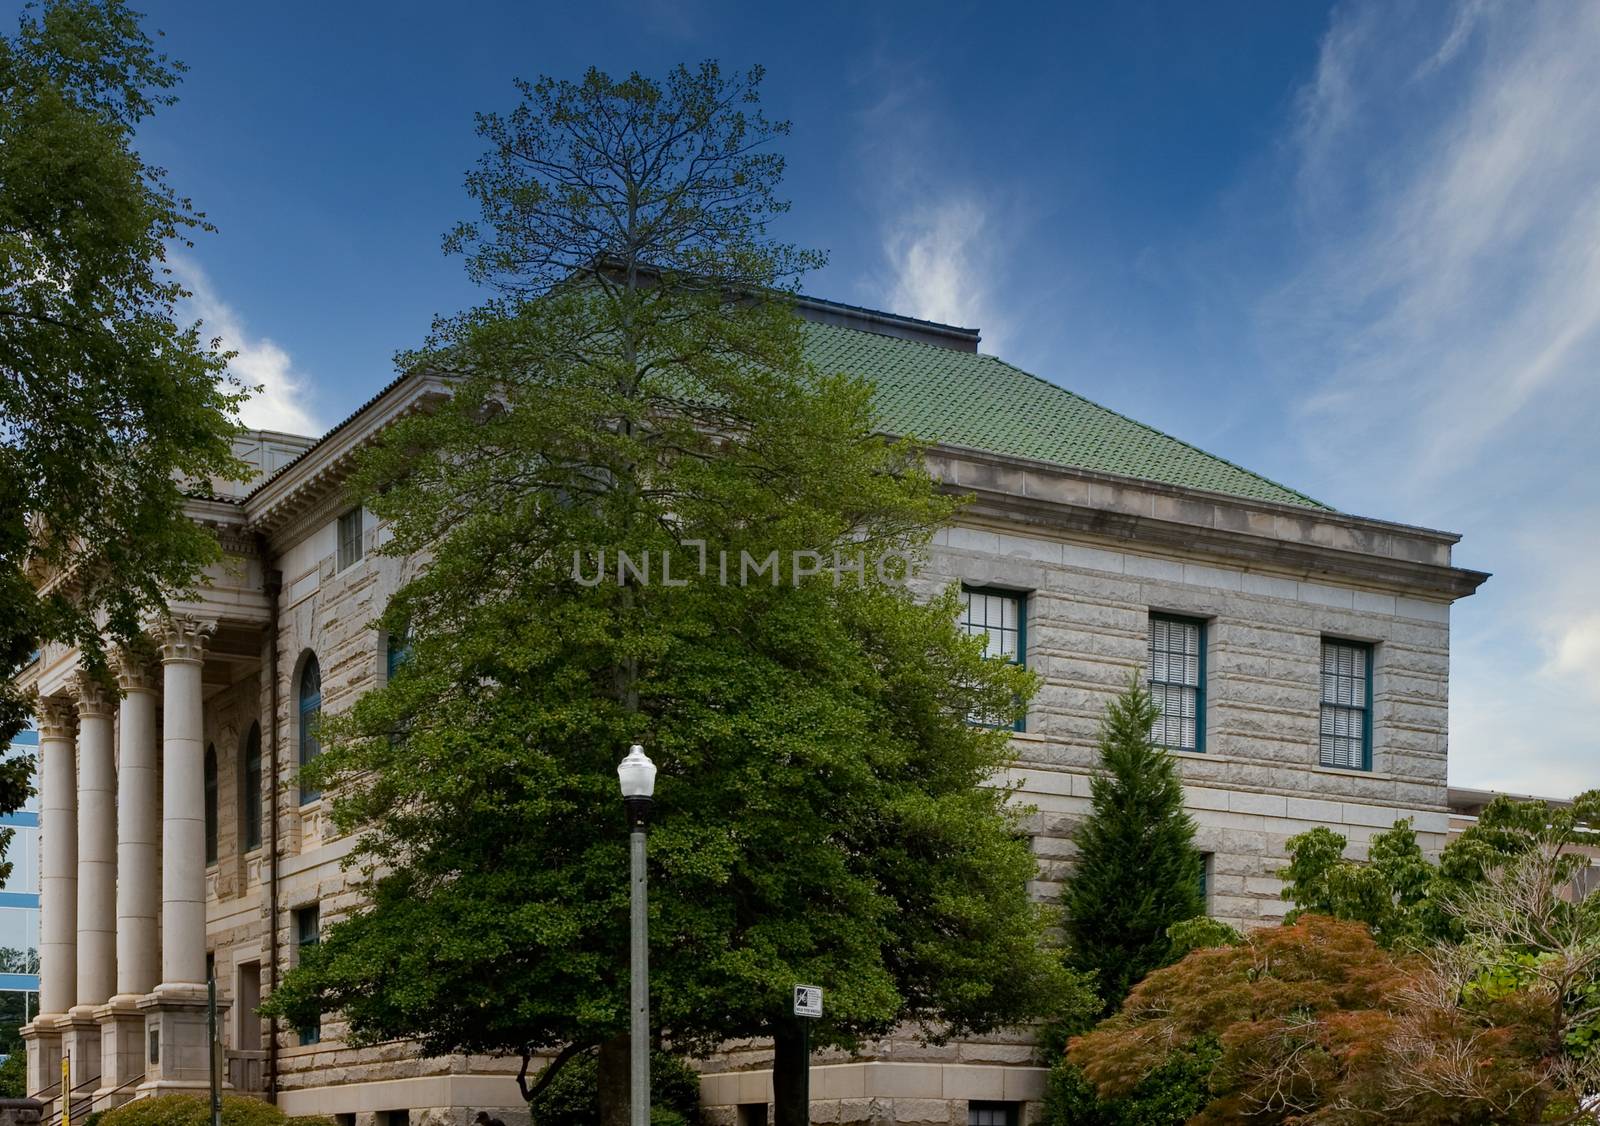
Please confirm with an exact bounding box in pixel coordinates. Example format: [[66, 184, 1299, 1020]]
[[791, 291, 980, 339]]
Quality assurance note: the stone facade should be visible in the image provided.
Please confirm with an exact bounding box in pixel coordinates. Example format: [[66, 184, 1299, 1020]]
[[14, 303, 1487, 1126]]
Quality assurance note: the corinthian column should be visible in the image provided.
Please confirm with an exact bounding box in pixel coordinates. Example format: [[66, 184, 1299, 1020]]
[[138, 616, 221, 1094], [24, 696, 76, 1103], [99, 648, 160, 1103], [36, 696, 77, 1016], [63, 675, 115, 1089], [73, 674, 117, 1008], [114, 650, 160, 996], [157, 617, 213, 991]]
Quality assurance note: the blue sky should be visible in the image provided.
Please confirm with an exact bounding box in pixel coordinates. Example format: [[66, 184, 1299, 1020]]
[[130, 1, 1600, 796]]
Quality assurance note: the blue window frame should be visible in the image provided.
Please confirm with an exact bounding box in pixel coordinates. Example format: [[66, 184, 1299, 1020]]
[[385, 629, 410, 683], [959, 586, 1027, 731], [242, 723, 263, 852], [299, 656, 323, 804], [1149, 614, 1206, 753], [1319, 639, 1373, 770], [204, 744, 219, 865], [295, 904, 321, 1044]]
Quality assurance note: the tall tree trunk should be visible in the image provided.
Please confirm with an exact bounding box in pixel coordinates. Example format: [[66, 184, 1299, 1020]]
[[597, 1032, 632, 1126], [771, 1019, 811, 1126]]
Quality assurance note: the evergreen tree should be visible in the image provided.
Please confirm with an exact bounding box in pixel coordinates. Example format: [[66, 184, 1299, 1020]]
[[1063, 677, 1203, 1011]]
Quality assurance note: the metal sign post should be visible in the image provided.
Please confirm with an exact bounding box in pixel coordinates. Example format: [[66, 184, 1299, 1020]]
[[792, 986, 822, 1120], [208, 973, 222, 1126]]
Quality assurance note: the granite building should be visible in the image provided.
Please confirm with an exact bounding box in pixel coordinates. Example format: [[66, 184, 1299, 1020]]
[[16, 296, 1488, 1126]]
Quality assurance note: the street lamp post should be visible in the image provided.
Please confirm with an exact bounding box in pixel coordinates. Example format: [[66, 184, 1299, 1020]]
[[617, 744, 657, 1126]]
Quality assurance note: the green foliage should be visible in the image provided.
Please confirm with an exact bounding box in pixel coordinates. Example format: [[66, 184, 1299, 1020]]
[[1043, 1036, 1219, 1126], [97, 1095, 303, 1126], [446, 62, 824, 300], [528, 1049, 700, 1126], [0, 1047, 23, 1099], [266, 59, 1089, 1091], [1164, 917, 1243, 960], [1063, 677, 1203, 1011], [0, 0, 244, 865], [1277, 825, 1346, 919], [1280, 819, 1433, 945], [1281, 793, 1600, 947]]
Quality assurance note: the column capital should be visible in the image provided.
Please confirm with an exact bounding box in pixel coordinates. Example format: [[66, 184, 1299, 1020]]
[[155, 616, 216, 665], [113, 646, 159, 694], [73, 673, 114, 719], [35, 696, 76, 740]]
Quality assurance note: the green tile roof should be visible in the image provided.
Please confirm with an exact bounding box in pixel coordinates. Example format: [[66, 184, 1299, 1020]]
[[802, 321, 1329, 511]]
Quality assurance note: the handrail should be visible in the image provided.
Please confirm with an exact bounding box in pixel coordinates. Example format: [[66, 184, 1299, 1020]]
[[38, 1070, 104, 1126]]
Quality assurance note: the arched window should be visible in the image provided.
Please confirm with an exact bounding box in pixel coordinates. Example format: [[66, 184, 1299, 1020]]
[[204, 744, 219, 865], [299, 655, 322, 804], [241, 722, 263, 851]]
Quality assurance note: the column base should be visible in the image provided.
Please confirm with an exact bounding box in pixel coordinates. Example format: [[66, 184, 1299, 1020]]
[[20, 1015, 64, 1111], [136, 985, 229, 1095], [61, 1006, 103, 1117], [95, 996, 148, 1106]]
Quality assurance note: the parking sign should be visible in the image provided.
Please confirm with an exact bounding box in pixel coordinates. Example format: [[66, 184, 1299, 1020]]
[[793, 984, 823, 1018]]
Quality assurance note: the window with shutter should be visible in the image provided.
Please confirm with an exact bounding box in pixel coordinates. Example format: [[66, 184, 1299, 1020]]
[[1319, 639, 1373, 770], [1149, 615, 1205, 753]]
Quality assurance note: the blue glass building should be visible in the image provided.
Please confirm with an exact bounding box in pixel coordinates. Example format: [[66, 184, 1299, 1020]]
[[0, 721, 40, 1025]]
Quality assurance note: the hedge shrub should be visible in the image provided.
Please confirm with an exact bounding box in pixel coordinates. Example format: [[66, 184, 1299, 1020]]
[[97, 1095, 334, 1126]]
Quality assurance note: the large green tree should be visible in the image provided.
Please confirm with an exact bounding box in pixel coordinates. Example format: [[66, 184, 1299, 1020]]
[[1062, 678, 1204, 1012], [265, 62, 1089, 1126], [0, 0, 242, 872]]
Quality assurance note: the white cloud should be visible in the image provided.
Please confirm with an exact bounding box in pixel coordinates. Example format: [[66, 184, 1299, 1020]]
[[171, 256, 322, 437], [851, 61, 1017, 355], [880, 198, 1005, 350], [1266, 1, 1600, 796], [1279, 2, 1600, 500]]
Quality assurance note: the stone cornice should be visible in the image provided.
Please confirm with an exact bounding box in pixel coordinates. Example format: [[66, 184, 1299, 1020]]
[[927, 446, 1490, 601], [224, 368, 1488, 603], [183, 496, 257, 557], [243, 372, 451, 538]]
